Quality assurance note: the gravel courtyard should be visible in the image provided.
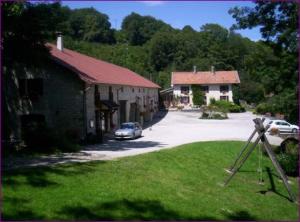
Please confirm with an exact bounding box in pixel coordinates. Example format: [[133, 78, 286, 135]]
[[83, 111, 282, 159], [4, 111, 282, 169]]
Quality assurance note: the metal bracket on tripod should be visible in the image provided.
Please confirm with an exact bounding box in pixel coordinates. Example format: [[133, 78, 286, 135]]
[[223, 118, 297, 203]]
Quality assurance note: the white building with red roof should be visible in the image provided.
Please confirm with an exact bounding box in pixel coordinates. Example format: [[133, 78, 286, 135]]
[[170, 66, 240, 107]]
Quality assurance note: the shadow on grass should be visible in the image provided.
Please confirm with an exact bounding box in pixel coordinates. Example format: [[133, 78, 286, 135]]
[[2, 209, 45, 220], [57, 199, 217, 220], [3, 197, 258, 220], [2, 161, 105, 188], [2, 197, 45, 220], [223, 210, 257, 220], [256, 167, 293, 202], [58, 199, 182, 220]]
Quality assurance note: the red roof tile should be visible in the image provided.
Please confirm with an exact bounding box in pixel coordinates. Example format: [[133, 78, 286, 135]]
[[46, 44, 160, 88], [171, 71, 240, 85]]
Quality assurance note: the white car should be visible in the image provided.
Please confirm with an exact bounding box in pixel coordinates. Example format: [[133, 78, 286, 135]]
[[114, 122, 142, 139], [266, 120, 299, 133]]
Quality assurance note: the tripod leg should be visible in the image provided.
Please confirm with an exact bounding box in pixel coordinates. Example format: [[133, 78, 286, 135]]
[[224, 134, 262, 186], [261, 134, 296, 202], [228, 118, 266, 172], [228, 128, 257, 172]]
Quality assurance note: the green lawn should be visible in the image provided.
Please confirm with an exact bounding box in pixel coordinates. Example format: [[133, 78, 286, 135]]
[[2, 141, 299, 220]]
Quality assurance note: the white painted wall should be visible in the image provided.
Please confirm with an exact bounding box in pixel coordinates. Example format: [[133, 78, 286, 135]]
[[98, 84, 158, 129], [173, 84, 233, 106]]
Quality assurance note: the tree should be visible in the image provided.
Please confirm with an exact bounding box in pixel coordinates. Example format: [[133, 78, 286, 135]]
[[229, 1, 298, 122], [121, 12, 171, 45], [149, 31, 177, 71], [68, 8, 115, 43], [3, 1, 68, 64], [229, 2, 298, 53]]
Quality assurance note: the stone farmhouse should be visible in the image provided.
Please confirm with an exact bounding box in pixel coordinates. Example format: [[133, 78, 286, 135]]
[[5, 35, 160, 142], [161, 67, 240, 108]]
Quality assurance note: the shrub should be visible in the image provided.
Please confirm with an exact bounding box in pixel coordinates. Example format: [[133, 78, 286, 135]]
[[200, 109, 228, 120], [177, 105, 184, 111], [212, 113, 228, 119], [208, 100, 245, 113], [210, 98, 216, 105], [277, 153, 298, 176], [229, 104, 246, 113], [277, 139, 298, 176], [255, 103, 273, 115], [280, 139, 298, 155]]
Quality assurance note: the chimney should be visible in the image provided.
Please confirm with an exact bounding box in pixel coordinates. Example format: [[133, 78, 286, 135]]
[[56, 32, 63, 51], [211, 66, 215, 74], [193, 65, 197, 73]]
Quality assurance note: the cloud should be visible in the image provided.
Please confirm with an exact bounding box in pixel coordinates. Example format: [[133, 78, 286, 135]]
[[140, 1, 166, 7]]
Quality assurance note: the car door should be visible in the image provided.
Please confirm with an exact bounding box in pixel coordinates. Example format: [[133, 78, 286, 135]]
[[280, 122, 291, 132], [274, 121, 281, 131]]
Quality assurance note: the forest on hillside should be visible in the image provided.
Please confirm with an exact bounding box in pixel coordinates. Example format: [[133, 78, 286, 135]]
[[3, 1, 298, 122]]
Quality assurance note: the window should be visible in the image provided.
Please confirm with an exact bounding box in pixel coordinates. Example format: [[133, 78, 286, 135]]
[[181, 86, 189, 95], [132, 88, 135, 93], [180, 96, 189, 104], [19, 78, 43, 100], [138, 88, 141, 93], [201, 86, 209, 93], [281, 122, 290, 126], [220, 85, 229, 93], [220, 96, 229, 101]]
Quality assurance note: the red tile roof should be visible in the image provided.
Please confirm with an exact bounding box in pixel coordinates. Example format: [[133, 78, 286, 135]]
[[171, 71, 240, 85], [46, 44, 160, 88]]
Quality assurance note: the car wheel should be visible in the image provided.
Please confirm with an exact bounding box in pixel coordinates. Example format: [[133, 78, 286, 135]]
[[292, 128, 298, 133]]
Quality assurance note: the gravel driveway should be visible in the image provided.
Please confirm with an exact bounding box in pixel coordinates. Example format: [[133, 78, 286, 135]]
[[83, 111, 282, 160], [4, 111, 282, 169]]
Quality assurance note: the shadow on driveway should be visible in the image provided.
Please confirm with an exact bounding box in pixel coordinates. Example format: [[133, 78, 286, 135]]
[[143, 110, 168, 130], [84, 140, 167, 152]]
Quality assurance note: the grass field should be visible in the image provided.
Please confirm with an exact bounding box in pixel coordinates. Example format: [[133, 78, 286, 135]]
[[2, 141, 299, 220]]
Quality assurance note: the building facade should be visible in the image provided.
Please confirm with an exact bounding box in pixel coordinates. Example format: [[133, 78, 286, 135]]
[[4, 36, 159, 142], [169, 68, 240, 107]]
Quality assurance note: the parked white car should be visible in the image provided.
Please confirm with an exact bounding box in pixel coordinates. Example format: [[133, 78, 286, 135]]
[[114, 122, 142, 139], [266, 120, 299, 133]]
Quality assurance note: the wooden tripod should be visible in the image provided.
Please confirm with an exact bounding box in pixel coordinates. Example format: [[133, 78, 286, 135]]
[[223, 118, 297, 203]]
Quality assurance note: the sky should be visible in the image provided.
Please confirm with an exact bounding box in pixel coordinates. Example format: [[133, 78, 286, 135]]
[[62, 1, 262, 41]]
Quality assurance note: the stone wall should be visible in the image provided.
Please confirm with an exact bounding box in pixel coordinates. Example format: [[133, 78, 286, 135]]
[[4, 60, 159, 141], [4, 60, 85, 140]]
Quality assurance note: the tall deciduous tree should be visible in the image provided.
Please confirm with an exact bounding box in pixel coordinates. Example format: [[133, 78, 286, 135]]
[[121, 12, 171, 45], [68, 8, 115, 43], [229, 1, 298, 122], [229, 1, 298, 53], [3, 2, 68, 64]]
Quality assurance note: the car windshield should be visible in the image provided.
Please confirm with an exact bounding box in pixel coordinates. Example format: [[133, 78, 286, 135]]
[[120, 123, 134, 129]]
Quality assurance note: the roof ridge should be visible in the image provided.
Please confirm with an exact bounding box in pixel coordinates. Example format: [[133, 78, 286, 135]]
[[46, 43, 160, 88]]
